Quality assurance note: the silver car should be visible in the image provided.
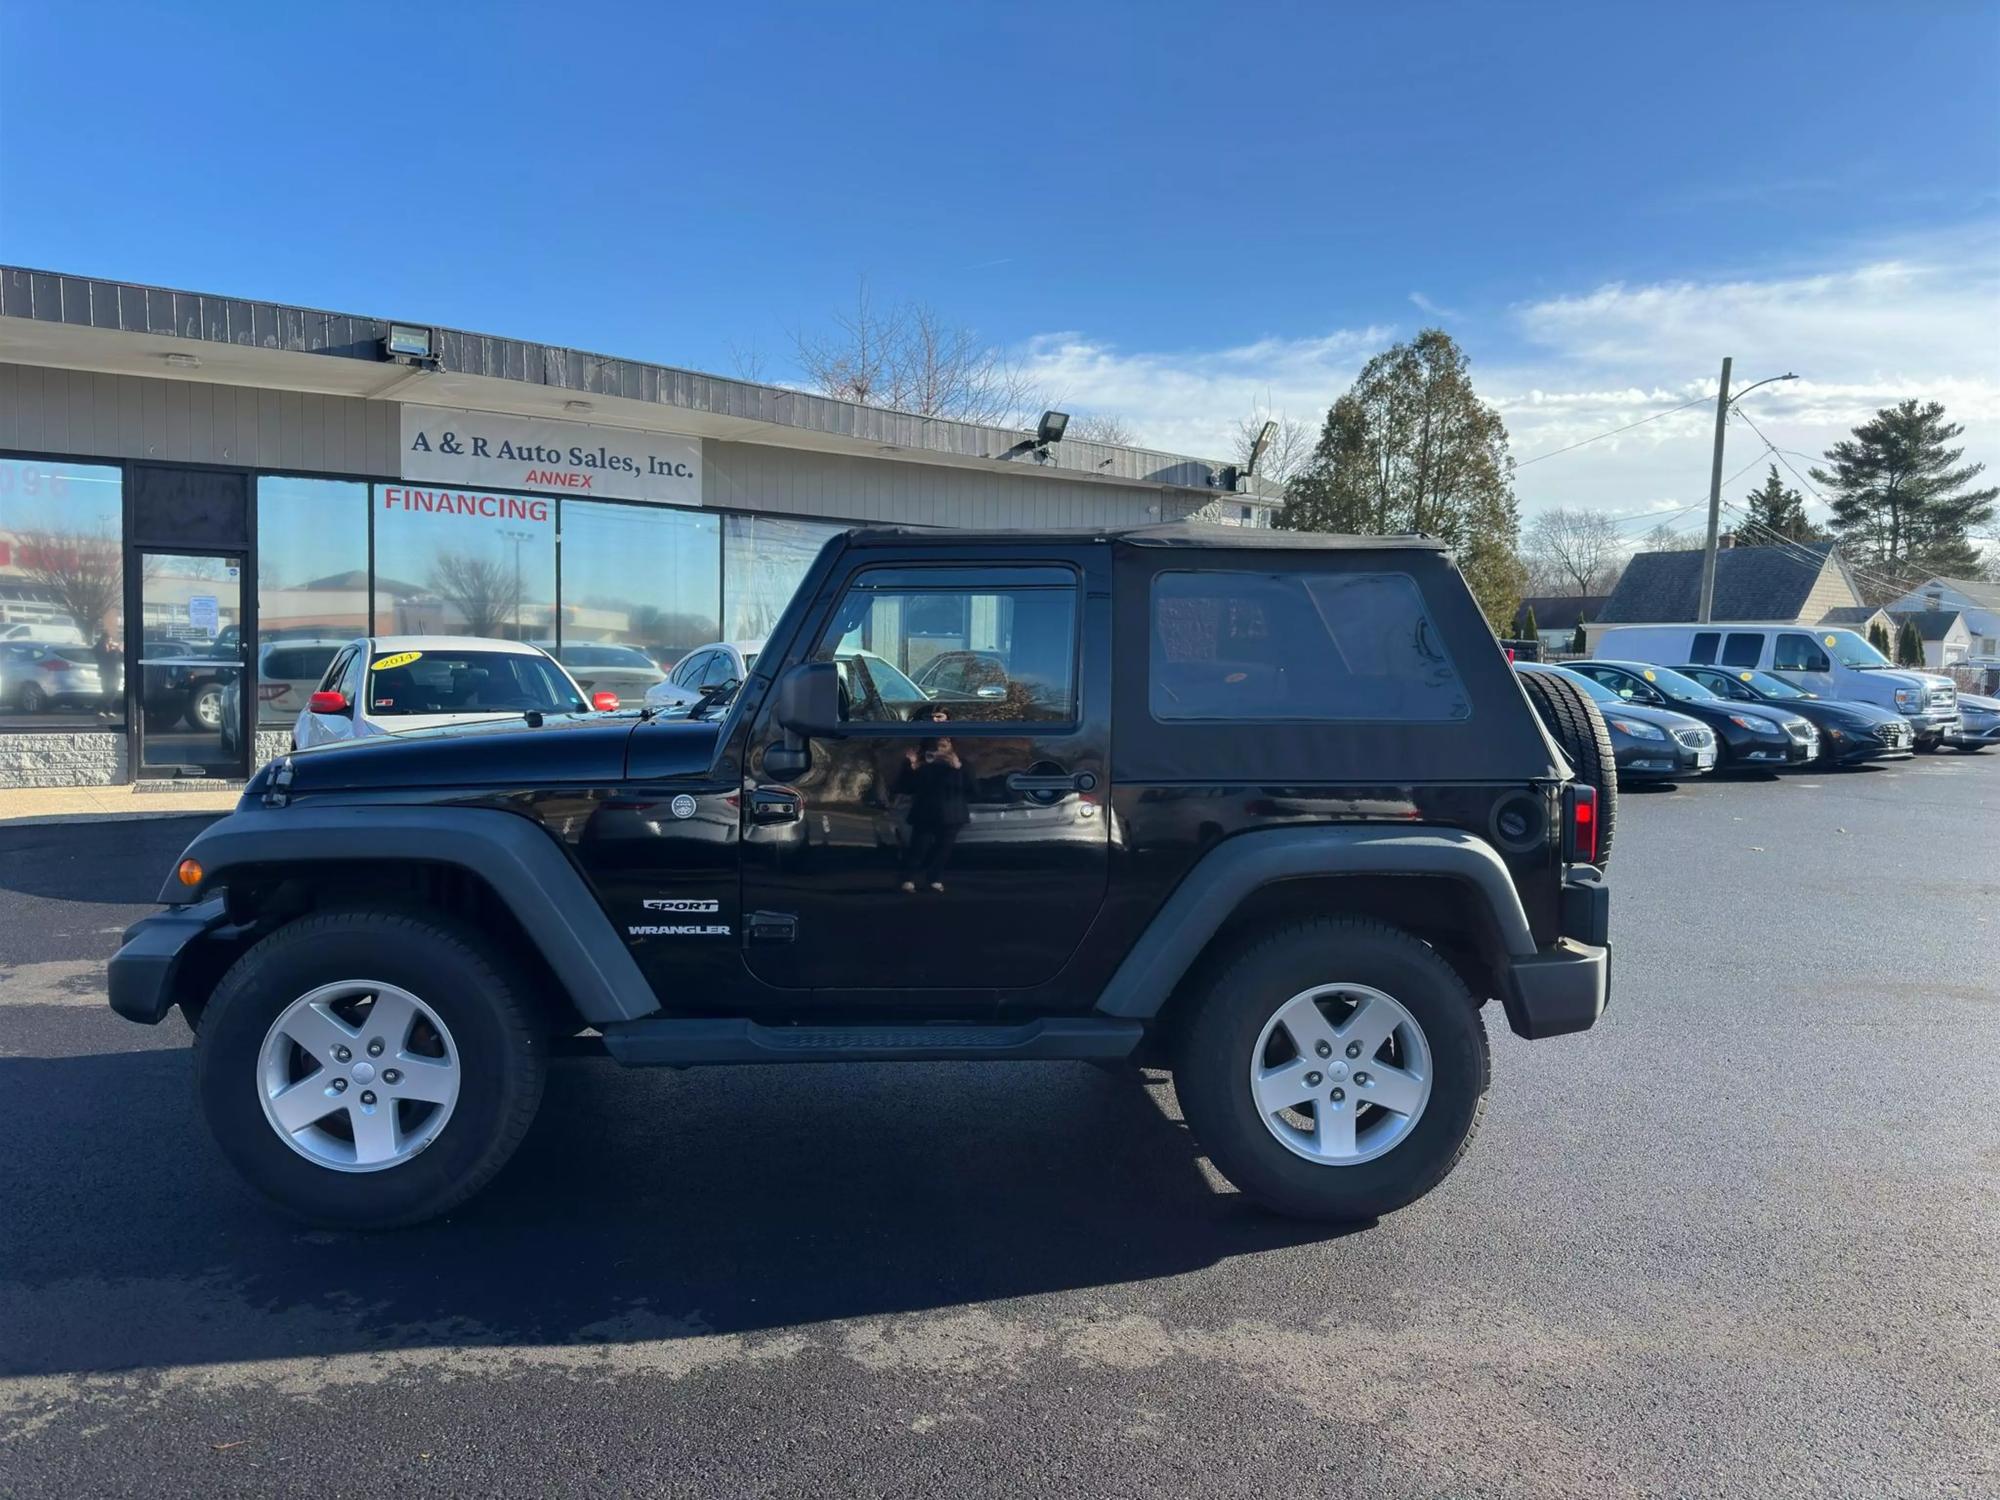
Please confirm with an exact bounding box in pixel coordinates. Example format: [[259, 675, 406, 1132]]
[[1, 640, 104, 712], [545, 641, 667, 709]]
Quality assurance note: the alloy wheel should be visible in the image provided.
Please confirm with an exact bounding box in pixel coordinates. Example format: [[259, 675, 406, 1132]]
[[1248, 983, 1433, 1165], [257, 981, 461, 1172]]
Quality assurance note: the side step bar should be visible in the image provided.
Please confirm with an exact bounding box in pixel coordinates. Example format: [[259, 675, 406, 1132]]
[[600, 1016, 1144, 1067]]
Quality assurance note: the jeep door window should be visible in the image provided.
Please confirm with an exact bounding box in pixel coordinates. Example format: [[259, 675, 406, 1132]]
[[813, 566, 1079, 723], [1774, 633, 1833, 672], [1150, 571, 1467, 722], [1721, 632, 1764, 667]]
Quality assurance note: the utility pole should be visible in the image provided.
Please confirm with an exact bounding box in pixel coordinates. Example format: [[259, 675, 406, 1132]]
[[1696, 356, 1733, 624]]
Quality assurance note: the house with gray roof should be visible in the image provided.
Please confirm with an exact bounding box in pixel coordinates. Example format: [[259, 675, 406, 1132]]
[[1587, 540, 1864, 648]]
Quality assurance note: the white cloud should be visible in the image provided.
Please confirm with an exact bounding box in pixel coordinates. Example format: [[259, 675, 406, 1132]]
[[1408, 291, 1458, 318], [1015, 325, 1391, 459], [1006, 226, 2000, 540]]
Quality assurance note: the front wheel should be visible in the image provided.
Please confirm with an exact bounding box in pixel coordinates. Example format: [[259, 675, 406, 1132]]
[[194, 909, 546, 1229], [188, 681, 225, 731], [1172, 917, 1489, 1222]]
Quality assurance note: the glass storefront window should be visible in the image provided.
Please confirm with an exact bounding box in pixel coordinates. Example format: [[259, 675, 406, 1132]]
[[0, 458, 125, 730], [722, 513, 845, 645], [255, 478, 368, 726], [372, 485, 555, 643], [557, 500, 718, 699]]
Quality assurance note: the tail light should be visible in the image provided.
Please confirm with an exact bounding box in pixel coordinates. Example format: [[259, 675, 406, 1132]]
[[1563, 783, 1599, 864], [39, 657, 74, 671], [257, 684, 289, 702], [1504, 647, 1516, 662]]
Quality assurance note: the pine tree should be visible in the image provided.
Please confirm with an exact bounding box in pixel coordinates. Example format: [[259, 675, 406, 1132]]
[[1283, 329, 1523, 629], [1740, 465, 1821, 542], [1867, 620, 1893, 658], [1813, 400, 1998, 592], [1895, 618, 1924, 668], [1520, 603, 1539, 641]]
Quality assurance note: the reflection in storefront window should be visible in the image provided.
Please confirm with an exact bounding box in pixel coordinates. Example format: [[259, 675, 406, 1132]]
[[0, 458, 125, 730], [255, 478, 368, 725], [372, 486, 555, 642], [722, 514, 845, 643], [558, 501, 719, 687]]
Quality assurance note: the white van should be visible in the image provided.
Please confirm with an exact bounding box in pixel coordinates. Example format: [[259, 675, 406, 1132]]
[[1594, 624, 1962, 749]]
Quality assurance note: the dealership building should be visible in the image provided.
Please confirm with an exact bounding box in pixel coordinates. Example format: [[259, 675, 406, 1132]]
[[0, 266, 1276, 787]]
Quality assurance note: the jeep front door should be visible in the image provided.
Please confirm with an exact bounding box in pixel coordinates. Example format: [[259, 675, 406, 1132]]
[[739, 553, 1110, 994]]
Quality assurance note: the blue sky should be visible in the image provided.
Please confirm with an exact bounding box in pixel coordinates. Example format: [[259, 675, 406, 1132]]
[[3, 1, 1997, 523]]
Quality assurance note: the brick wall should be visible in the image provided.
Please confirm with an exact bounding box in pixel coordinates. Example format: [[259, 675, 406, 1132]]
[[0, 733, 127, 787]]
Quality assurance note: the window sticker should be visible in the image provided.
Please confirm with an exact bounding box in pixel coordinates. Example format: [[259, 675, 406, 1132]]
[[1642, 669, 1657, 681], [373, 650, 423, 670], [1822, 635, 1837, 648], [1740, 672, 1755, 680]]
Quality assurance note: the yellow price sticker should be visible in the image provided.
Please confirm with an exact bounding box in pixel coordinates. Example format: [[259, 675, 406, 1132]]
[[1740, 671, 1755, 681], [1642, 669, 1657, 681], [1823, 635, 1837, 648], [372, 650, 423, 671]]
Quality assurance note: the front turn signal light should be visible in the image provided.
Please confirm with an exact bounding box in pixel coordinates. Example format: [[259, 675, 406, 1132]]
[[176, 858, 204, 887]]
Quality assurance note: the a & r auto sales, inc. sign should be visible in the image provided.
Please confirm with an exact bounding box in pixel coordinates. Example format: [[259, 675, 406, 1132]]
[[400, 404, 703, 505]]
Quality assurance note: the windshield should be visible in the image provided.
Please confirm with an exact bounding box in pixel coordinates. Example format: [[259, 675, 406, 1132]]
[[366, 649, 585, 718], [1825, 629, 1892, 668], [1627, 664, 1717, 701], [1737, 669, 1812, 700]]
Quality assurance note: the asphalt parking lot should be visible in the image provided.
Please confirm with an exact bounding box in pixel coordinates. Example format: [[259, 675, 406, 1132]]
[[2, 755, 1995, 1499]]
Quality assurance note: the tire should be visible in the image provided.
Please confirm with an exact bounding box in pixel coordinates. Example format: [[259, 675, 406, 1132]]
[[1172, 917, 1490, 1223], [193, 909, 546, 1229], [17, 682, 47, 713], [188, 681, 225, 731], [1516, 668, 1618, 863]]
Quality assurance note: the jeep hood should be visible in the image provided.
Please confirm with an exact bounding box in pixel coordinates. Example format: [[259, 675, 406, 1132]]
[[261, 713, 720, 792]]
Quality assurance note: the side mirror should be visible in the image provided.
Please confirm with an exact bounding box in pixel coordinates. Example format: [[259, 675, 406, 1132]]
[[308, 690, 349, 715], [774, 660, 842, 738], [590, 691, 621, 712]]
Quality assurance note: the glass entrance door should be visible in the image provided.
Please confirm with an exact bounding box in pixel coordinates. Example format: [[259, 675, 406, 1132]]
[[137, 551, 247, 778]]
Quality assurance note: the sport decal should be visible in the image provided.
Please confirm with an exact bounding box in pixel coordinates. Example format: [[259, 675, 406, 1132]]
[[642, 898, 720, 913]]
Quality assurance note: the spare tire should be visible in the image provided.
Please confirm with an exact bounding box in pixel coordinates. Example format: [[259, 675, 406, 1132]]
[[1516, 668, 1618, 866]]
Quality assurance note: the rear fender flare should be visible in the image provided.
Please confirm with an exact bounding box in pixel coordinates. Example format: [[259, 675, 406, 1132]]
[[1093, 826, 1538, 1020]]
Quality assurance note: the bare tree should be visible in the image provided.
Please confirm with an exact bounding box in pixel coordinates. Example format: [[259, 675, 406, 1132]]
[[428, 551, 521, 638], [1067, 413, 1137, 445], [1636, 521, 1698, 554], [792, 281, 1042, 425], [1233, 411, 1314, 490], [1522, 506, 1625, 596], [14, 523, 122, 638]]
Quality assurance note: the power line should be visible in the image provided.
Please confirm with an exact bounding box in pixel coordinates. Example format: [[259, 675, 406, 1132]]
[[1721, 505, 1914, 599], [1731, 408, 1827, 503], [1514, 394, 1714, 469]]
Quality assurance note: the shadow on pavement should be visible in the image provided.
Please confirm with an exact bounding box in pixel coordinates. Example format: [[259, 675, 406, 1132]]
[[0, 815, 221, 906], [0, 1045, 1360, 1378]]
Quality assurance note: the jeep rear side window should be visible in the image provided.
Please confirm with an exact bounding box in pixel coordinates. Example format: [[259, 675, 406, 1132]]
[[1150, 571, 1468, 722], [813, 566, 1079, 723], [1721, 633, 1763, 667]]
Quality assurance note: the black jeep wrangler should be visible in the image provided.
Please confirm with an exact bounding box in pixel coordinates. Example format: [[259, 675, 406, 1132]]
[[108, 524, 1612, 1229]]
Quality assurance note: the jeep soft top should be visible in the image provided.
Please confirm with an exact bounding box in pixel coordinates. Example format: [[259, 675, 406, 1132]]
[[110, 522, 1612, 1228]]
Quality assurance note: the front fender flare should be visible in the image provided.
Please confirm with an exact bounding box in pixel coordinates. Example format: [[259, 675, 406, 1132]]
[[164, 805, 660, 1025]]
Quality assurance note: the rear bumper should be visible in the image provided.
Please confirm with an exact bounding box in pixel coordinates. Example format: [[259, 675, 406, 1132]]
[[107, 898, 227, 1024], [1504, 865, 1609, 1040]]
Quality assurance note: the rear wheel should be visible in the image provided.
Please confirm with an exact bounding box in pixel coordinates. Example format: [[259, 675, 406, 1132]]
[[188, 681, 225, 731], [1517, 668, 1618, 862], [1173, 918, 1489, 1222], [194, 909, 546, 1229], [16, 682, 47, 713]]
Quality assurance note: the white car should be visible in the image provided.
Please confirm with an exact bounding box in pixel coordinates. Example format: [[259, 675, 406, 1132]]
[[542, 641, 667, 709], [221, 637, 348, 755], [642, 638, 930, 718], [643, 639, 766, 712], [292, 635, 617, 751]]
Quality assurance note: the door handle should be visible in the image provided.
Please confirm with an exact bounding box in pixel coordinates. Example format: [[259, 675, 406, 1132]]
[[748, 786, 802, 824], [1005, 770, 1098, 794]]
